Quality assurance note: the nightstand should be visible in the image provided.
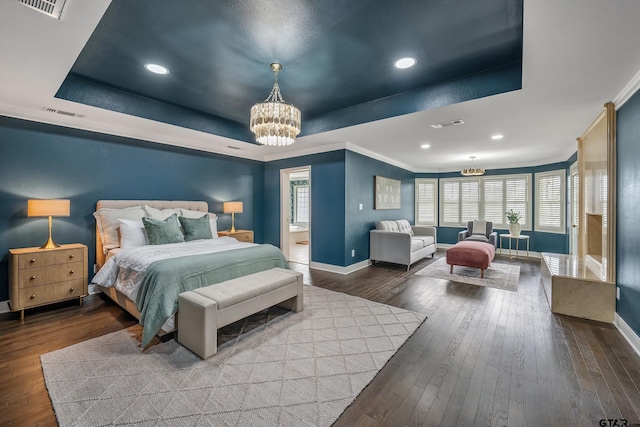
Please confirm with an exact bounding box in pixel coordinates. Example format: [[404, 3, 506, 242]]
[[217, 230, 254, 243], [9, 243, 88, 320]]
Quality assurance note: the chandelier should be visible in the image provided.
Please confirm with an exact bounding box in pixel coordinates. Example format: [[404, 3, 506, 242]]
[[461, 156, 486, 176], [250, 63, 301, 146]]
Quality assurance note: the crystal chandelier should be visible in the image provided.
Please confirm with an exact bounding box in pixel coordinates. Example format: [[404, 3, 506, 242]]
[[461, 156, 486, 176], [250, 63, 301, 146]]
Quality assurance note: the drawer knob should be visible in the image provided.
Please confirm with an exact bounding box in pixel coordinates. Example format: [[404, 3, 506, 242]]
[[69, 254, 74, 259], [30, 275, 36, 280], [30, 294, 36, 299], [69, 270, 74, 274], [69, 287, 74, 292], [30, 259, 36, 263]]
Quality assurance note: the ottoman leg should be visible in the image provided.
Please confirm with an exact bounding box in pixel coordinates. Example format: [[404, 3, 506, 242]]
[[481, 269, 485, 278], [450, 265, 453, 274]]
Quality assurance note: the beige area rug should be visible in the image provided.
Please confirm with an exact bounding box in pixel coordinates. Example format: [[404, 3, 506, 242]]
[[415, 257, 520, 292], [41, 286, 426, 426]]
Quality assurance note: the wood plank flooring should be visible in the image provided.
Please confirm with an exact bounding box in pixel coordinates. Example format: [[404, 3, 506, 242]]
[[1, 252, 639, 426]]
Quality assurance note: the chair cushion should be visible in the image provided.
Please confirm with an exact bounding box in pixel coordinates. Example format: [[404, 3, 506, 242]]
[[465, 234, 490, 243], [411, 238, 425, 252], [376, 220, 399, 232], [395, 220, 414, 235], [413, 236, 435, 247]]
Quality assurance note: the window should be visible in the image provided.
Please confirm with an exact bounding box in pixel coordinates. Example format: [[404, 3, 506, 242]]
[[293, 185, 309, 224], [535, 170, 566, 233], [439, 174, 531, 230], [415, 179, 438, 225]]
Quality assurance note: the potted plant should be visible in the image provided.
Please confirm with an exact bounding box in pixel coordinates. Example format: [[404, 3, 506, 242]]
[[505, 209, 522, 236]]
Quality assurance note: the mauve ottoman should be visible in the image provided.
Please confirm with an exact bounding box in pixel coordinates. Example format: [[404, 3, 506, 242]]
[[446, 240, 496, 278]]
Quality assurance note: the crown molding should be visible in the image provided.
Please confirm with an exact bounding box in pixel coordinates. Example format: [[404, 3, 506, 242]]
[[613, 67, 640, 109]]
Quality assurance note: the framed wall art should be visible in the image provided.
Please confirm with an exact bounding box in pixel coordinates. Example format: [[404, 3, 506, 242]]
[[374, 176, 401, 209]]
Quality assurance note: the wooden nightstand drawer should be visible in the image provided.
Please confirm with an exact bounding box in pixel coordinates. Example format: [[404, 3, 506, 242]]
[[16, 248, 84, 269], [18, 261, 85, 288], [18, 279, 86, 308]]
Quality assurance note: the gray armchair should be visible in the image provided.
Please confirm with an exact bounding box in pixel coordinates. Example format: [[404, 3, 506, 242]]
[[458, 220, 498, 248]]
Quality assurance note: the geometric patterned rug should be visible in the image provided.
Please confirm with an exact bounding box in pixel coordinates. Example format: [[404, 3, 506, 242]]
[[41, 286, 426, 426], [415, 257, 520, 292]]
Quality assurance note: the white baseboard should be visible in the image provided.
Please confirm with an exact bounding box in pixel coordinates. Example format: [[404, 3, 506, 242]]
[[614, 313, 640, 357], [309, 259, 371, 275], [0, 300, 10, 314]]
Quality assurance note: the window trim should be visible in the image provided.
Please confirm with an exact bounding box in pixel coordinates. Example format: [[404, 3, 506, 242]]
[[438, 173, 532, 231], [535, 169, 566, 234], [415, 178, 438, 226]]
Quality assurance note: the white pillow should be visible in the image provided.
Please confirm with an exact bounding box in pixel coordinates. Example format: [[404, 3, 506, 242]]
[[94, 206, 145, 253], [143, 205, 182, 220], [472, 220, 487, 236], [180, 208, 208, 219], [119, 219, 149, 248], [209, 215, 218, 237]]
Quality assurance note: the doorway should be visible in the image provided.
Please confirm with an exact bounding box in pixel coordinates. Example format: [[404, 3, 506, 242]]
[[280, 166, 310, 265], [569, 162, 578, 255]]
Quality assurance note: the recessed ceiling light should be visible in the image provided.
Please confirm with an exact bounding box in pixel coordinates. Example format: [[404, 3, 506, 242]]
[[394, 57, 416, 69], [421, 144, 431, 149], [491, 134, 504, 140], [144, 63, 169, 75]]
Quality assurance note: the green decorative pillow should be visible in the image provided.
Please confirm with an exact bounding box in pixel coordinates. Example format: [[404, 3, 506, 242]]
[[142, 214, 185, 245], [178, 214, 213, 241]]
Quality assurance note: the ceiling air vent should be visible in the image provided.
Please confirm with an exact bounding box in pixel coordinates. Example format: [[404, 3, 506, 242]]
[[430, 119, 464, 129], [42, 107, 84, 119], [16, 0, 66, 20]]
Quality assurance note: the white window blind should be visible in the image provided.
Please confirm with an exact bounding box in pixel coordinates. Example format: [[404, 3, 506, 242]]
[[535, 170, 566, 233], [439, 174, 531, 229], [294, 185, 309, 224], [415, 179, 438, 226]]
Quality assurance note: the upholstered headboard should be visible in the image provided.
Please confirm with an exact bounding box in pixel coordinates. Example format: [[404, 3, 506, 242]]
[[95, 200, 209, 269]]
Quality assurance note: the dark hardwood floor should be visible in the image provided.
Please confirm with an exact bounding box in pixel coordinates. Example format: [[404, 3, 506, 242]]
[[1, 252, 640, 426]]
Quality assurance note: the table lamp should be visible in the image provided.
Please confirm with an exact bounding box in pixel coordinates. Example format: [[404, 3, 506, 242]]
[[223, 201, 243, 233], [27, 199, 70, 249]]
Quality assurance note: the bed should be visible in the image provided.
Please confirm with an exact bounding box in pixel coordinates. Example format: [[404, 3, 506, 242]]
[[91, 200, 289, 347]]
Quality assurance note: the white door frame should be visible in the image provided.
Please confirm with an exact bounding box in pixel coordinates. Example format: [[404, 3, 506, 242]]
[[569, 161, 578, 255], [280, 166, 311, 262]]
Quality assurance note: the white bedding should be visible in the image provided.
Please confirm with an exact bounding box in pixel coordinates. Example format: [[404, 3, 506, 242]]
[[92, 237, 256, 302]]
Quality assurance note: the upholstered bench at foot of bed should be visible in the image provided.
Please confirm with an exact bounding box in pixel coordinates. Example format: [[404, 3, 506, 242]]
[[177, 267, 303, 359], [446, 240, 496, 278]]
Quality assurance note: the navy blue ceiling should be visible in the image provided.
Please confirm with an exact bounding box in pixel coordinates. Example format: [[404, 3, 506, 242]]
[[57, 0, 523, 143]]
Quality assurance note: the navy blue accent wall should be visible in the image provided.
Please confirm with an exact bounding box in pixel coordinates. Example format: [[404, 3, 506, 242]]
[[345, 151, 415, 265], [0, 116, 264, 301], [264, 151, 346, 266], [415, 160, 574, 254], [617, 90, 640, 337]]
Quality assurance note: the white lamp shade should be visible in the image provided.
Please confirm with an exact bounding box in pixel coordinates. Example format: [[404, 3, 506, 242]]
[[27, 199, 70, 217], [223, 201, 243, 214]]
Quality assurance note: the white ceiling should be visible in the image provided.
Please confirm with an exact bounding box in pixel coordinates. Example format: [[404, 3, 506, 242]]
[[1, 0, 640, 172]]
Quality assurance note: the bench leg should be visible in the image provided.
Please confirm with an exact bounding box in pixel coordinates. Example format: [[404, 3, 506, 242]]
[[178, 292, 218, 359]]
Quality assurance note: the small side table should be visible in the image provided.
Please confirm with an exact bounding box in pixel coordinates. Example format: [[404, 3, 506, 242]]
[[499, 234, 529, 259]]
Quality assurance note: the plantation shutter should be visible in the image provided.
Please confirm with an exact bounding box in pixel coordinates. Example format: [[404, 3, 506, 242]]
[[460, 181, 479, 223], [536, 170, 565, 233], [415, 179, 437, 225], [483, 179, 504, 225], [441, 180, 460, 225], [505, 177, 528, 228]]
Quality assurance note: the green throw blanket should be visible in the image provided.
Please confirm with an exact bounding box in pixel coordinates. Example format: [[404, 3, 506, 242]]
[[136, 244, 289, 346]]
